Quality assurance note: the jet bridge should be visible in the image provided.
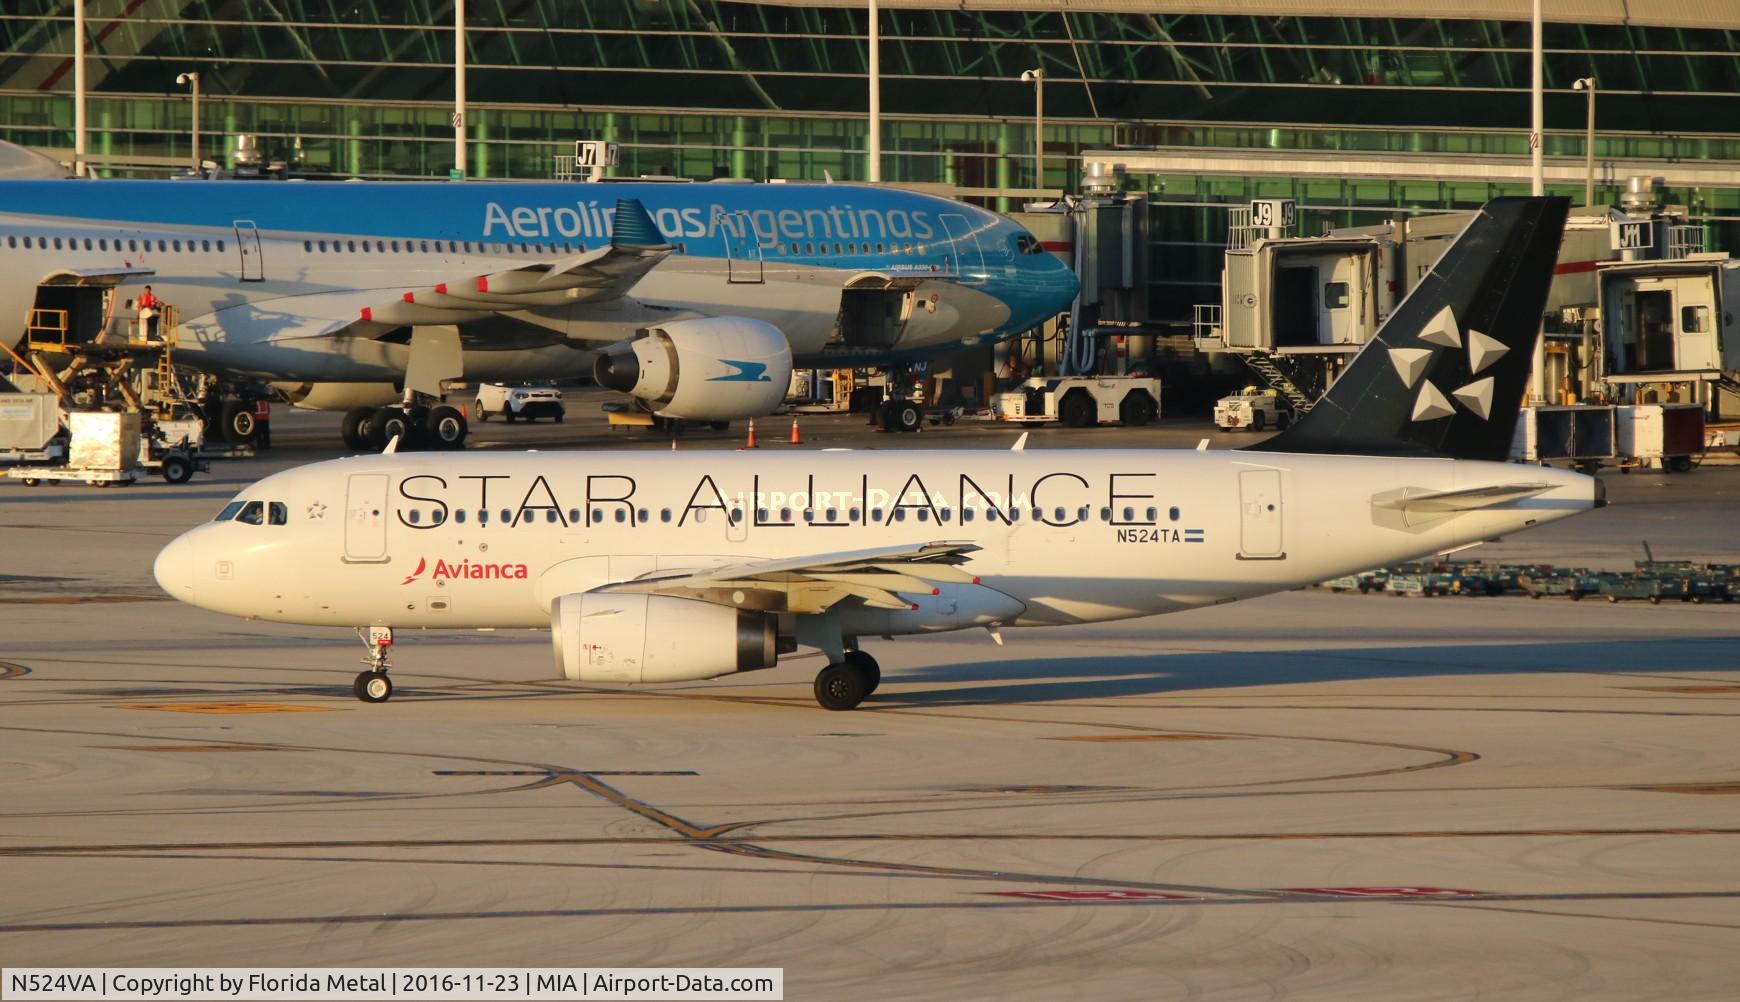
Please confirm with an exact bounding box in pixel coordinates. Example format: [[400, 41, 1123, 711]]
[[1597, 256, 1740, 418]]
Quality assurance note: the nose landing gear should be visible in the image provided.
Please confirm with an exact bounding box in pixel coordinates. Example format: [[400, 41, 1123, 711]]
[[353, 626, 395, 703]]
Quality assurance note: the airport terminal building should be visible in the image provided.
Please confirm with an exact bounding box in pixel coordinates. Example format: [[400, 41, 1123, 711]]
[[1, 0, 1736, 322]]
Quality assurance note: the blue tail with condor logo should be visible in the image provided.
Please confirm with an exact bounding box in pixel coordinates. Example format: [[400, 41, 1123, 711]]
[[1253, 196, 1569, 462]]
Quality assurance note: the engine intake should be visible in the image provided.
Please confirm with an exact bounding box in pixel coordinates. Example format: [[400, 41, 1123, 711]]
[[591, 316, 791, 420], [551, 592, 777, 684]]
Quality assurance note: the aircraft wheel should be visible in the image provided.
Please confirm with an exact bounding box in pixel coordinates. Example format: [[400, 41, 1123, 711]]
[[377, 408, 417, 449], [341, 406, 373, 449], [814, 662, 870, 711], [882, 400, 922, 433], [354, 671, 392, 703], [220, 400, 258, 446], [160, 454, 195, 484], [844, 649, 881, 696], [360, 408, 390, 451], [426, 405, 468, 449]]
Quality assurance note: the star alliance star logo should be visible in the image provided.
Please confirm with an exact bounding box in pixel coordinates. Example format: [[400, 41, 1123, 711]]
[[306, 501, 327, 519], [1387, 305, 1508, 423]]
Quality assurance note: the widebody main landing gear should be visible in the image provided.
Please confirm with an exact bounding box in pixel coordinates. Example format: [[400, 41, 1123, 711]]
[[353, 625, 395, 703], [813, 649, 880, 711]]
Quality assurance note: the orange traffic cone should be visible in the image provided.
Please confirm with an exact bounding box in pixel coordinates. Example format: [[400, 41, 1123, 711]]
[[789, 418, 802, 445], [745, 417, 758, 449]]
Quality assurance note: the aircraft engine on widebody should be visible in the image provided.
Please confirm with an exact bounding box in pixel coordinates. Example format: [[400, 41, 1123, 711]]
[[591, 317, 792, 421], [550, 592, 778, 684]]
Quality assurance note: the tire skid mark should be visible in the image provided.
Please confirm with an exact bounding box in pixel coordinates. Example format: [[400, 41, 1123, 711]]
[[8, 826, 1740, 858], [7, 890, 1740, 937]]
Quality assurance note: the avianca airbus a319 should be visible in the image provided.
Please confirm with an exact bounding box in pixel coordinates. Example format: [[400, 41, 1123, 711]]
[[155, 197, 1601, 710]]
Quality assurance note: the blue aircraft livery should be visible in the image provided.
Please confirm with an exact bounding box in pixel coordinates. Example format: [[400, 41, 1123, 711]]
[[0, 175, 1077, 438]]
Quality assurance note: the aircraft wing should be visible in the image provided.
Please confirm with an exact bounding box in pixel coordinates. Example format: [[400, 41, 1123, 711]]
[[596, 541, 984, 614], [268, 197, 673, 341]]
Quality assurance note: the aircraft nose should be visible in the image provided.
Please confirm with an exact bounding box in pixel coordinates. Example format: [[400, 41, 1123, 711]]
[[1056, 256, 1081, 302], [153, 533, 195, 598]]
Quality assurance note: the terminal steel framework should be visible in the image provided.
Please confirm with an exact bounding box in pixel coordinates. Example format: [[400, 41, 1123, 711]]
[[1, 1, 1736, 320]]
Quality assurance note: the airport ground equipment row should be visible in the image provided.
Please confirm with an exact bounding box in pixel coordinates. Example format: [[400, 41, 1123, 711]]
[[1320, 558, 1740, 605]]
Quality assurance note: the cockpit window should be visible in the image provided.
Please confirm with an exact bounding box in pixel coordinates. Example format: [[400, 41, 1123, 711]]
[[1014, 233, 1045, 255], [236, 501, 265, 525], [214, 501, 245, 522], [268, 502, 288, 526]]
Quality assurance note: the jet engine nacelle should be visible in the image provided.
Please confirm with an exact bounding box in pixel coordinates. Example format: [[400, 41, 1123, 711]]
[[272, 382, 402, 411], [550, 592, 777, 684], [592, 317, 791, 420]]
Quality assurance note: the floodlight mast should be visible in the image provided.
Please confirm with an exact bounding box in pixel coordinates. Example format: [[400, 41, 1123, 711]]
[[176, 73, 201, 174], [1021, 69, 1045, 189], [1573, 78, 1597, 207]]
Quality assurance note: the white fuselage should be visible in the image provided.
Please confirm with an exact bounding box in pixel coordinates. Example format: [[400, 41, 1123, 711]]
[[154, 449, 1599, 637]]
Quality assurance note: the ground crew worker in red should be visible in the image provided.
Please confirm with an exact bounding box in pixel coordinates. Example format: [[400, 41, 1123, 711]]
[[137, 285, 160, 338]]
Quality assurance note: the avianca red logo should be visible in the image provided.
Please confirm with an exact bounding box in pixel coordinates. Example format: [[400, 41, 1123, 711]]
[[401, 556, 530, 586]]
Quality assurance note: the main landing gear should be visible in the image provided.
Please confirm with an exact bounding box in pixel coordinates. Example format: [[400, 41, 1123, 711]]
[[341, 402, 468, 452], [813, 649, 881, 711], [353, 626, 394, 703]]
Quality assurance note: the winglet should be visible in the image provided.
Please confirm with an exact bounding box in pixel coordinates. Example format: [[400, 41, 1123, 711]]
[[1011, 432, 1028, 452], [611, 198, 671, 250]]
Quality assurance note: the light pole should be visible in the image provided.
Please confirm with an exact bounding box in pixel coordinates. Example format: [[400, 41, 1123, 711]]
[[73, 0, 85, 176], [175, 72, 200, 174], [1020, 68, 1044, 189], [867, 0, 880, 182], [453, 0, 466, 180], [1573, 77, 1597, 207], [1528, 0, 1543, 195]]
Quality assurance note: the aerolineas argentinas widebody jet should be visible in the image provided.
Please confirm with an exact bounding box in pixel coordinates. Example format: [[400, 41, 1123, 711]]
[[155, 198, 1598, 710], [0, 170, 1076, 447]]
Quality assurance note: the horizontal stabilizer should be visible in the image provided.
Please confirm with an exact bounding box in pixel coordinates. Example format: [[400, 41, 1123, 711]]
[[1373, 482, 1555, 513]]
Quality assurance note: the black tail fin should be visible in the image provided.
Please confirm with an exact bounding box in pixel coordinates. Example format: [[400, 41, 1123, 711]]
[[1255, 196, 1569, 461]]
